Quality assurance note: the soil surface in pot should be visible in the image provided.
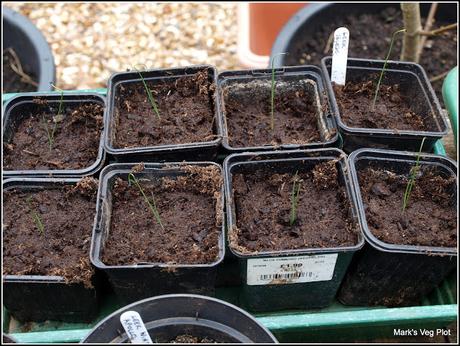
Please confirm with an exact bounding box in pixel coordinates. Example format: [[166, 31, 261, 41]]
[[230, 161, 359, 253], [101, 165, 222, 265], [3, 48, 38, 93], [288, 6, 456, 100], [166, 335, 215, 343], [113, 69, 216, 148], [333, 81, 434, 131], [3, 178, 98, 288], [223, 79, 323, 148], [358, 165, 457, 247], [3, 98, 103, 171]]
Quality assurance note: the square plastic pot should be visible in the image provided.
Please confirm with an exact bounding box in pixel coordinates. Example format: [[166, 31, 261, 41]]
[[104, 65, 223, 162], [339, 148, 457, 306], [3, 93, 106, 178], [3, 178, 99, 322], [224, 149, 364, 312], [217, 65, 338, 152], [90, 162, 225, 304], [321, 57, 449, 153]]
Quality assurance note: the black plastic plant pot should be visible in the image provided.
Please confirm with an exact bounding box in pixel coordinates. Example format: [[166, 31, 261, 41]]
[[81, 294, 278, 343], [224, 149, 364, 312], [271, 2, 456, 67], [3, 7, 55, 92], [90, 162, 225, 304], [217, 65, 338, 153], [3, 334, 17, 343], [321, 57, 448, 153], [104, 65, 223, 162], [3, 93, 106, 178], [3, 178, 99, 322], [338, 148, 457, 307]]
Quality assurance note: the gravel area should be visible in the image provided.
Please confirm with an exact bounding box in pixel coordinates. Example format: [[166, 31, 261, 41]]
[[4, 2, 241, 89]]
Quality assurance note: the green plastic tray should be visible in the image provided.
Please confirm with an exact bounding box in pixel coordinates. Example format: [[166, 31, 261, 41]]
[[443, 66, 458, 144], [2, 90, 456, 343]]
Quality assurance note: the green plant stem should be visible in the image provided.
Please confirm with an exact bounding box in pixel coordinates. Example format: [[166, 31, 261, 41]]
[[270, 52, 287, 131], [402, 137, 426, 212], [289, 171, 302, 226], [372, 29, 406, 111], [135, 68, 161, 120], [26, 196, 44, 235], [128, 173, 164, 230]]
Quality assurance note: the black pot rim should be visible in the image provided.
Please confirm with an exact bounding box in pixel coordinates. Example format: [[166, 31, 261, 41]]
[[2, 92, 106, 178], [320, 56, 449, 137], [80, 293, 278, 343], [3, 7, 56, 92], [270, 2, 331, 68], [348, 147, 458, 256], [103, 65, 223, 156], [90, 162, 226, 269], [223, 148, 365, 258], [3, 177, 93, 284], [217, 65, 339, 152]]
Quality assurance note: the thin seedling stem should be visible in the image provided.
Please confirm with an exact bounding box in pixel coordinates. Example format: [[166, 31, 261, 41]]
[[371, 29, 406, 111], [270, 52, 287, 131], [289, 171, 302, 226], [128, 173, 164, 230], [26, 196, 45, 235], [134, 67, 161, 120], [402, 137, 426, 212]]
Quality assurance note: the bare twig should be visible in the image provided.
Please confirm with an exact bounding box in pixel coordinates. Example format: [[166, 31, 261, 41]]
[[418, 23, 457, 36], [430, 71, 450, 83], [323, 31, 335, 54], [4, 47, 39, 87], [418, 3, 438, 57]]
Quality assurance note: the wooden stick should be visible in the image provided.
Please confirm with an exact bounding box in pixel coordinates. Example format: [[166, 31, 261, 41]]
[[418, 23, 457, 36], [418, 3, 438, 57], [400, 3, 422, 63], [430, 71, 450, 82]]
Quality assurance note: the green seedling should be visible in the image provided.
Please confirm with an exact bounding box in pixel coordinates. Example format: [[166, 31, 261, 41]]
[[42, 84, 65, 150], [128, 173, 164, 230], [402, 137, 426, 212], [371, 28, 406, 111], [134, 66, 161, 120], [26, 196, 44, 235], [289, 171, 302, 226], [270, 52, 287, 131]]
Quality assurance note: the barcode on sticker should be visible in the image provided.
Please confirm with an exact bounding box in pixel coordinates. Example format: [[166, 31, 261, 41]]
[[247, 254, 338, 286]]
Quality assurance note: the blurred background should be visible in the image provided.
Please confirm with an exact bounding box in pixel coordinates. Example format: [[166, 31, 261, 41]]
[[4, 2, 242, 89]]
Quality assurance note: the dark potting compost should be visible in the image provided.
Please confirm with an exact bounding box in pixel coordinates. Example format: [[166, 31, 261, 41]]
[[3, 47, 37, 93], [332, 80, 435, 131], [3, 98, 103, 171], [222, 78, 322, 148], [358, 166, 456, 248], [113, 69, 216, 149], [166, 335, 215, 343], [230, 161, 358, 253], [101, 165, 222, 265], [3, 177, 98, 288]]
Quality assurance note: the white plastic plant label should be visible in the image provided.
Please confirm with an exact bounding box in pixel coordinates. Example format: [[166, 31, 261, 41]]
[[331, 27, 350, 85], [246, 254, 338, 286], [120, 311, 153, 344]]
